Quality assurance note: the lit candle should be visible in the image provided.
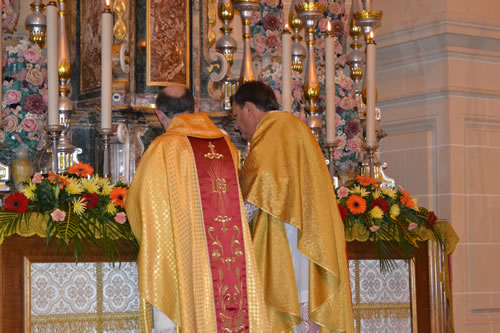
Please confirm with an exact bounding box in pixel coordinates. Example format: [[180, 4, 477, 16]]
[[325, 20, 336, 144], [47, 2, 59, 126], [101, 0, 113, 129], [365, 31, 376, 147], [281, 24, 292, 113]]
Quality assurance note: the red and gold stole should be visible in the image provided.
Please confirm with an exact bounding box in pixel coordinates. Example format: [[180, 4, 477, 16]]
[[188, 137, 249, 333]]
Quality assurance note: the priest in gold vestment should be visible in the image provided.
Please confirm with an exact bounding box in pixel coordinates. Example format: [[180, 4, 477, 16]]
[[232, 81, 354, 333], [125, 86, 269, 332]]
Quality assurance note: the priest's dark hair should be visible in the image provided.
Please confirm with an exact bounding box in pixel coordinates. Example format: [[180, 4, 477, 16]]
[[155, 85, 195, 119], [231, 81, 279, 112]]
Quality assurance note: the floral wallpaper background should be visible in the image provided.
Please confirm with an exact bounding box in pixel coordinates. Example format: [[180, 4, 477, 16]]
[[1, 39, 48, 163], [249, 0, 361, 169]]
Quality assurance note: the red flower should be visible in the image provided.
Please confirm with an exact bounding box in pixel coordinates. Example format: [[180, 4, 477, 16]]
[[82, 193, 99, 209], [371, 198, 389, 212], [338, 204, 348, 222], [426, 211, 437, 229], [4, 192, 29, 213]]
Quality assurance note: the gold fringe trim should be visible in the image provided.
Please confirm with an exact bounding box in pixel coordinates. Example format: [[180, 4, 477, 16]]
[[353, 302, 411, 320], [31, 312, 139, 333]]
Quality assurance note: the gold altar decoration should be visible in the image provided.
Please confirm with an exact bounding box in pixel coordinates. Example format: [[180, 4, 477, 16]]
[[296, 0, 325, 138], [232, 0, 261, 83], [288, 8, 305, 73], [25, 1, 46, 48], [112, 0, 127, 42]]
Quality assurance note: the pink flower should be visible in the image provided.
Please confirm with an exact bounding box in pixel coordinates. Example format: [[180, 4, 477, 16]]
[[347, 138, 360, 153], [369, 225, 380, 232], [24, 47, 41, 63], [334, 149, 343, 160], [262, 13, 280, 31], [265, 35, 279, 48], [408, 222, 418, 231], [4, 89, 22, 104], [337, 187, 350, 198], [318, 18, 329, 32], [255, 42, 266, 56], [51, 209, 66, 222], [250, 11, 261, 24], [114, 212, 127, 224], [32, 173, 44, 183], [2, 115, 19, 132], [328, 2, 342, 15], [21, 118, 38, 132]]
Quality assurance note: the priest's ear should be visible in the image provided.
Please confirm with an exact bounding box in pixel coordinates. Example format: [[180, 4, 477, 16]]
[[155, 109, 172, 131], [194, 102, 200, 114]]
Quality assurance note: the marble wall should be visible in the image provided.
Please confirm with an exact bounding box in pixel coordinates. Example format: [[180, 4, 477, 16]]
[[374, 0, 500, 331]]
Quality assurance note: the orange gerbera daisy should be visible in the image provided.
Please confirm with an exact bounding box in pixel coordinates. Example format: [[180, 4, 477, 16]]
[[48, 172, 69, 189], [346, 194, 367, 214], [110, 186, 128, 208], [356, 176, 376, 186], [400, 190, 415, 208], [68, 163, 94, 177]]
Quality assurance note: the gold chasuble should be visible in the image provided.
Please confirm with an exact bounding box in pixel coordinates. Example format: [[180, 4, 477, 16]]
[[240, 112, 354, 333], [125, 113, 269, 333]]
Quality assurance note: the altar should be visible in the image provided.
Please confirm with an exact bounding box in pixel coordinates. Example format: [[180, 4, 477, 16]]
[[0, 223, 457, 332]]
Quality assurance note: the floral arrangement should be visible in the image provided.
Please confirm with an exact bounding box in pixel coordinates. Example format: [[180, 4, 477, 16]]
[[249, 0, 360, 169], [0, 163, 138, 261], [1, 39, 48, 152], [337, 176, 442, 271]]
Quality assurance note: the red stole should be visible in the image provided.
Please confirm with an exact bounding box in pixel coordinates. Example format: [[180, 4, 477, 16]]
[[188, 137, 249, 333]]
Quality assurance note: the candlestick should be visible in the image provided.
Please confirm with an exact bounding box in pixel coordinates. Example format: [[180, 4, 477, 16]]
[[101, 1, 113, 129], [365, 31, 376, 147], [281, 24, 292, 112], [46, 2, 59, 126], [325, 20, 336, 144]]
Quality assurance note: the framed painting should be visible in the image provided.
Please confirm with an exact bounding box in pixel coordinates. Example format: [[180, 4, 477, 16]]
[[80, 0, 105, 93], [147, 0, 190, 86]]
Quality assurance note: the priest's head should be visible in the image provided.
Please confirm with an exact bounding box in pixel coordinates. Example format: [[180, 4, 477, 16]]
[[231, 81, 279, 141], [155, 85, 199, 130]]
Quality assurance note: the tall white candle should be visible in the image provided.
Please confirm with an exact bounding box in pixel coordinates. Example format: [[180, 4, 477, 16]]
[[47, 2, 59, 127], [281, 24, 292, 113], [325, 20, 336, 144], [365, 31, 376, 147], [101, 1, 113, 129]]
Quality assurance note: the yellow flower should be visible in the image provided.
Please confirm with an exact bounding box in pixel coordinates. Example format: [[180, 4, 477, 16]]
[[72, 197, 87, 216], [352, 185, 369, 198], [96, 176, 111, 188], [23, 181, 37, 200], [390, 205, 400, 219], [372, 189, 382, 199], [66, 178, 83, 195], [382, 188, 397, 199], [100, 181, 115, 196], [412, 198, 419, 211], [81, 177, 99, 194], [106, 202, 117, 215], [370, 206, 384, 219]]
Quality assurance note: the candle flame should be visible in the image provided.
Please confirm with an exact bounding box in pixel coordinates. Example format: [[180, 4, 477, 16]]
[[369, 30, 374, 39], [327, 20, 332, 33], [284, 23, 289, 30], [105, 0, 110, 7]]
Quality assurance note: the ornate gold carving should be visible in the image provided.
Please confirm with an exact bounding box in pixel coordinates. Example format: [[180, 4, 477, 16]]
[[204, 141, 224, 159], [353, 9, 383, 21], [208, 0, 217, 48], [58, 59, 72, 81], [207, 225, 243, 271], [113, 0, 127, 42], [295, 1, 326, 13]]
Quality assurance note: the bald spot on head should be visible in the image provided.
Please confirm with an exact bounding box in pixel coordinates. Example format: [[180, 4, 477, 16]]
[[163, 85, 187, 98]]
